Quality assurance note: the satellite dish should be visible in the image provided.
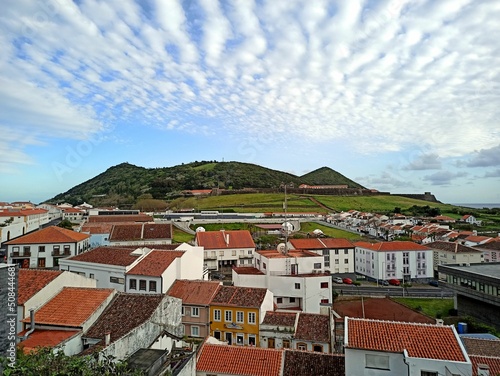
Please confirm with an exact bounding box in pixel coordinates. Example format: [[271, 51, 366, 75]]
[[313, 229, 324, 235], [281, 222, 293, 232], [277, 243, 286, 253], [196, 227, 206, 232]]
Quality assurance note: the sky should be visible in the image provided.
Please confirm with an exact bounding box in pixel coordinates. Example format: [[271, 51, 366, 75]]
[[1, 0, 500, 205]]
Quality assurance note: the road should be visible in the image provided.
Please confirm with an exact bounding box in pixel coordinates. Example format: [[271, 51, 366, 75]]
[[333, 284, 454, 298]]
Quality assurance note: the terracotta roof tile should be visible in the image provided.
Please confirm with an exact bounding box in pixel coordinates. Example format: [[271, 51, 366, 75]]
[[320, 238, 355, 249], [87, 214, 153, 223], [426, 241, 482, 254], [196, 344, 282, 376], [67, 246, 140, 266], [109, 223, 172, 241], [18, 269, 63, 305], [283, 350, 345, 376], [465, 235, 491, 243], [211, 286, 267, 308], [196, 230, 255, 249], [290, 238, 354, 250], [84, 293, 163, 346], [127, 250, 184, 276], [233, 266, 265, 275], [355, 241, 430, 252], [5, 226, 89, 245], [262, 311, 297, 327], [81, 223, 114, 234], [167, 280, 221, 305], [474, 238, 500, 251], [295, 313, 330, 343], [346, 318, 467, 361], [18, 329, 80, 354], [462, 337, 500, 357], [470, 355, 500, 376], [23, 287, 115, 327]]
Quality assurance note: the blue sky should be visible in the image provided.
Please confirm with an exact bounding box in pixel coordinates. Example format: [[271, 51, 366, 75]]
[[1, 0, 499, 205]]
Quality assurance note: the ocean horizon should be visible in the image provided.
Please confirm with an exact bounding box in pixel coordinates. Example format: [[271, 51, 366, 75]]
[[451, 203, 500, 209]]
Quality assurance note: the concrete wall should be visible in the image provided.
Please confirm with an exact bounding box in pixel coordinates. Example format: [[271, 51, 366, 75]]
[[457, 294, 500, 331]]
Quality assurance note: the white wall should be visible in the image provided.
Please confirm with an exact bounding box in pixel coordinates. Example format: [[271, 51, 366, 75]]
[[345, 349, 408, 376], [58, 261, 128, 291]]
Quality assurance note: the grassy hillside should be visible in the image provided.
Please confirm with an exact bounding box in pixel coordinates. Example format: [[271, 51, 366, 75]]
[[47, 161, 365, 206]]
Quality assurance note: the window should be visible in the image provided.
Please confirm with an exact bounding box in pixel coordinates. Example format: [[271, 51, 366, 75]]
[[345, 258, 349, 263], [53, 245, 60, 253], [192, 307, 200, 317], [149, 280, 157, 292], [313, 344, 323, 352], [277, 297, 283, 304], [344, 249, 349, 254], [421, 372, 438, 376], [321, 299, 329, 304], [263, 262, 267, 269], [38, 258, 45, 268], [314, 263, 321, 269], [129, 279, 137, 290], [225, 310, 232, 322], [294, 283, 300, 289], [320, 282, 328, 288], [248, 250, 252, 255], [236, 333, 244, 345], [248, 335, 256, 346], [248, 312, 256, 324], [23, 246, 30, 255], [335, 249, 339, 255], [110, 277, 125, 284], [283, 339, 290, 348], [365, 354, 390, 370], [64, 245, 70, 253], [139, 280, 146, 291], [38, 246, 45, 253], [236, 311, 244, 323], [289, 297, 296, 303], [335, 259, 339, 264], [219, 250, 224, 256], [89, 273, 94, 279], [181, 307, 185, 316], [297, 342, 307, 350], [232, 250, 236, 256], [191, 326, 200, 337], [214, 309, 221, 321]]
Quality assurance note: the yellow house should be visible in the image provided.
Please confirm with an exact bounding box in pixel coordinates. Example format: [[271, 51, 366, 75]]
[[209, 286, 274, 347]]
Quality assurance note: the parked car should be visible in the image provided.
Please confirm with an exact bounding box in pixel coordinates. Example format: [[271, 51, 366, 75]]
[[211, 272, 225, 280], [388, 279, 401, 286], [333, 277, 343, 284], [429, 280, 439, 287], [380, 280, 389, 286], [342, 278, 353, 284]]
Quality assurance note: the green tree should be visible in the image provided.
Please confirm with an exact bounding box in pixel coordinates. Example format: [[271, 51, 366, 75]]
[[57, 219, 74, 230]]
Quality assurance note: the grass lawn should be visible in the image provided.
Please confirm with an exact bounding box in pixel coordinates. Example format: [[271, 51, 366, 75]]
[[299, 222, 364, 240], [172, 227, 195, 244], [393, 298, 454, 319]]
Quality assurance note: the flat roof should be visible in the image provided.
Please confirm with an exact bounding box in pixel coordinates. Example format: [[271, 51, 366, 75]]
[[440, 262, 500, 279]]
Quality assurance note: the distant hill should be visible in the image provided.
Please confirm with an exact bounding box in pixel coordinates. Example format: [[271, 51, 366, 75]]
[[47, 161, 365, 206]]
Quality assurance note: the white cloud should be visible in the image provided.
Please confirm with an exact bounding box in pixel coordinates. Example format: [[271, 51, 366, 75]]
[[1, 0, 500, 177]]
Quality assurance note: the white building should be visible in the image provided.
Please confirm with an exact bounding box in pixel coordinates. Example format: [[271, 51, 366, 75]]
[[36, 204, 63, 222], [196, 230, 255, 270], [6, 226, 90, 269], [232, 248, 332, 313], [426, 241, 484, 279], [354, 241, 434, 282], [0, 209, 50, 244], [344, 317, 472, 376], [289, 238, 355, 274]]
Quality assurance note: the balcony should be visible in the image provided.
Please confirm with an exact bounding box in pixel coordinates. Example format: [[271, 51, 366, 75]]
[[52, 250, 72, 257], [239, 254, 254, 259], [204, 254, 217, 260], [11, 251, 31, 257]]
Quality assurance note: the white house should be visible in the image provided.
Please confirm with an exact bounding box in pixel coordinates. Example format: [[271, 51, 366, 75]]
[[61, 207, 86, 223], [426, 241, 483, 279], [6, 226, 91, 269], [0, 209, 50, 244], [36, 204, 63, 222], [195, 230, 255, 270], [461, 214, 481, 226], [232, 248, 332, 313], [344, 317, 472, 376], [354, 241, 434, 282], [17, 269, 97, 333], [289, 238, 355, 274]]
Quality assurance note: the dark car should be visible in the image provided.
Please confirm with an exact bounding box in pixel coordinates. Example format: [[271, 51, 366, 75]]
[[388, 279, 401, 286], [429, 280, 439, 287], [380, 280, 389, 286], [211, 272, 225, 280]]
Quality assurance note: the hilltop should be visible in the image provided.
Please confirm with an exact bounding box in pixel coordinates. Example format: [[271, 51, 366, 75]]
[[48, 161, 365, 206]]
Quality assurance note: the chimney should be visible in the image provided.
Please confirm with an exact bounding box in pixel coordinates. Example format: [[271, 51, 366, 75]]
[[105, 331, 111, 346], [225, 233, 230, 246], [478, 364, 489, 376]]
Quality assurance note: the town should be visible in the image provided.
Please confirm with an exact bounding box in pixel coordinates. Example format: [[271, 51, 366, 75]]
[[1, 198, 499, 376]]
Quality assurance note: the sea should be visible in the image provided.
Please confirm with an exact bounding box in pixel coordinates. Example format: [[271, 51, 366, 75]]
[[451, 203, 500, 209]]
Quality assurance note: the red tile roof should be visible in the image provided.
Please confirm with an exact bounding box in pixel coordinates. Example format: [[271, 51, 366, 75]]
[[167, 280, 221, 305], [354, 241, 430, 252], [23, 287, 114, 327], [290, 238, 354, 250], [295, 313, 330, 343], [233, 266, 265, 275], [84, 293, 164, 347], [426, 241, 482, 254], [196, 344, 282, 376], [283, 350, 345, 376], [464, 235, 491, 243], [257, 249, 319, 259], [5, 226, 89, 245], [18, 269, 63, 305], [470, 355, 500, 376], [262, 311, 298, 327], [81, 223, 113, 234], [196, 230, 255, 249], [320, 238, 355, 248], [18, 329, 80, 354], [67, 246, 141, 266], [109, 223, 172, 241], [126, 250, 184, 276], [461, 337, 500, 357], [346, 318, 467, 361], [211, 286, 268, 308]]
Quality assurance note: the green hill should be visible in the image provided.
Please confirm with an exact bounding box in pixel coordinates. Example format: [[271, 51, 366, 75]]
[[47, 161, 365, 206]]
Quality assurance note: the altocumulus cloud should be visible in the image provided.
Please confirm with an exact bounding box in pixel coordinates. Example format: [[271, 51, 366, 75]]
[[423, 171, 468, 186], [1, 0, 500, 172]]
